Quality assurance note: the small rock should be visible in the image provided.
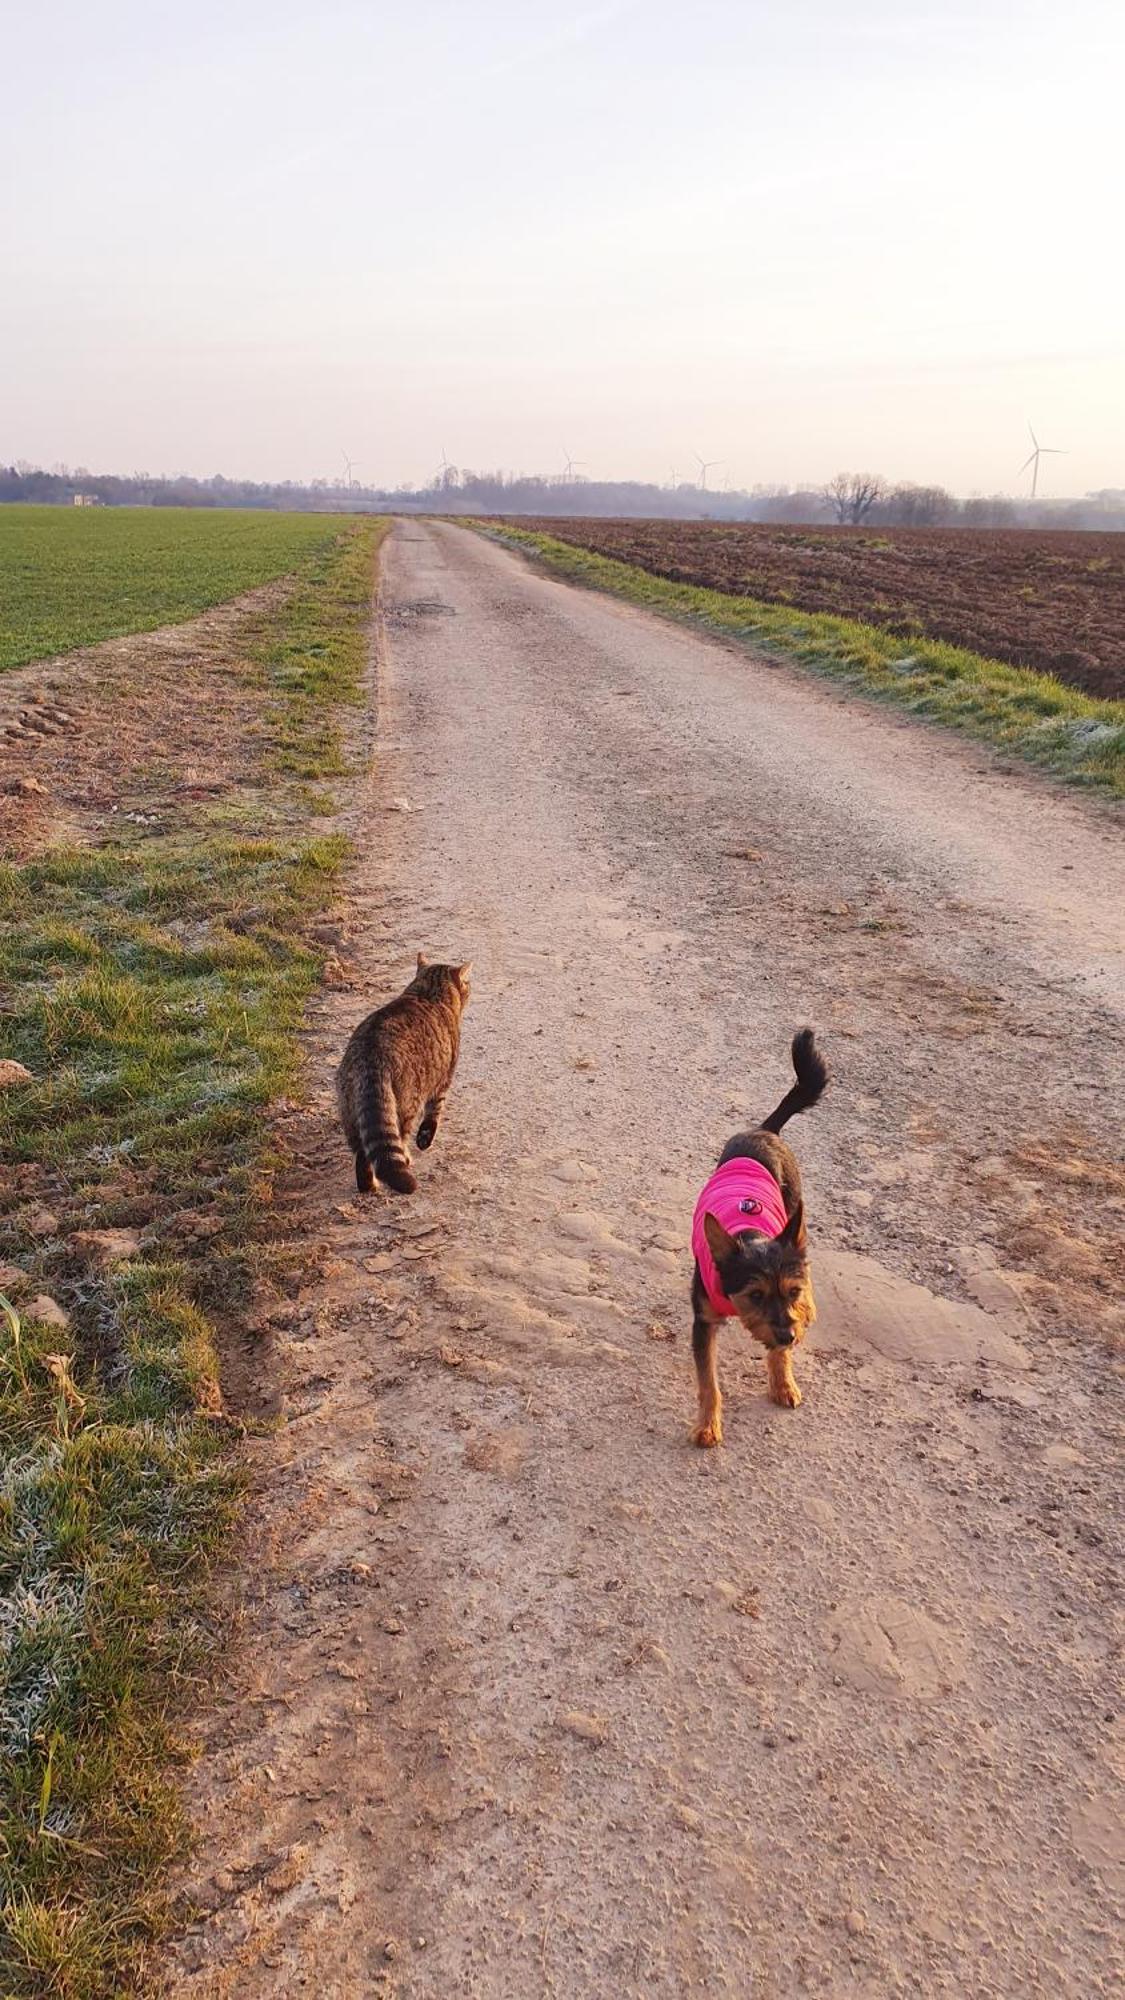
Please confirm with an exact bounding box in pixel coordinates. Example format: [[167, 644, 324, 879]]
[[559, 1709, 608, 1745], [264, 1845, 308, 1895], [672, 1803, 703, 1833], [762, 1731, 779, 1749], [267, 1300, 301, 1325], [383, 1940, 399, 1962], [0, 1061, 34, 1088], [0, 1262, 28, 1294], [845, 1911, 866, 1937], [27, 1294, 69, 1330], [386, 796, 416, 813], [382, 1617, 405, 1635]]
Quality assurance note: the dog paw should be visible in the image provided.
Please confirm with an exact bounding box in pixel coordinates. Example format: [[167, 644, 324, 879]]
[[692, 1419, 723, 1448], [416, 1122, 436, 1151], [770, 1381, 802, 1408]]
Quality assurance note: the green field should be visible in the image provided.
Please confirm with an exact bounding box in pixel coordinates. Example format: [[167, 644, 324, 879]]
[[0, 507, 350, 672]]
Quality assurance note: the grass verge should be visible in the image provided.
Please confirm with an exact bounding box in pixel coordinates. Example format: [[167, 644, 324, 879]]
[[475, 524, 1125, 799], [0, 518, 387, 1996]]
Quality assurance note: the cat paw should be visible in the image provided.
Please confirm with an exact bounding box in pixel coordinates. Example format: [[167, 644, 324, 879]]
[[416, 1121, 436, 1150], [692, 1418, 723, 1448]]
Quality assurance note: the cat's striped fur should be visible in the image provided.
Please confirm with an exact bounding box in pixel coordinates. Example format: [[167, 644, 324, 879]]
[[336, 954, 471, 1194]]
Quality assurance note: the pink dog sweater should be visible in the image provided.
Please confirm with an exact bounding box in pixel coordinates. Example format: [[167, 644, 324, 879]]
[[691, 1157, 789, 1317]]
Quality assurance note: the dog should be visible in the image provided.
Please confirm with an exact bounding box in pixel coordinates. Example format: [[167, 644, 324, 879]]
[[689, 1028, 828, 1446]]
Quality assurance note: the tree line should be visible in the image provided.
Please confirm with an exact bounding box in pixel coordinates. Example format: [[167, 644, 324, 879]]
[[2, 459, 1123, 531]]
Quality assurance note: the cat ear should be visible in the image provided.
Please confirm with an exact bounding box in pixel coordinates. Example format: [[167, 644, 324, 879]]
[[458, 961, 473, 984], [416, 951, 428, 968]]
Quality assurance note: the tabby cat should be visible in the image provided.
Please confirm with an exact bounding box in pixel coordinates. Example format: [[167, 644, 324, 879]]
[[336, 954, 471, 1194]]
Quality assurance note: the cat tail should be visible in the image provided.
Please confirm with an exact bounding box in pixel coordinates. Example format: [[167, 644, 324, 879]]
[[357, 1071, 417, 1194]]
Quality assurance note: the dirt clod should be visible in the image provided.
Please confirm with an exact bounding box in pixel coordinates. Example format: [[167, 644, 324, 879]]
[[26, 1294, 69, 1329]]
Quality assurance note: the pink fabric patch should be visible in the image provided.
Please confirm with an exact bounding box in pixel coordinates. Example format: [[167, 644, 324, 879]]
[[691, 1157, 789, 1317]]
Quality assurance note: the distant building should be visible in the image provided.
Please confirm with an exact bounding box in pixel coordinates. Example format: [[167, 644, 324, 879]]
[[72, 493, 100, 507]]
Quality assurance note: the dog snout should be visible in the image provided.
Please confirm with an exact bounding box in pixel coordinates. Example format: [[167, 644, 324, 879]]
[[774, 1327, 795, 1347]]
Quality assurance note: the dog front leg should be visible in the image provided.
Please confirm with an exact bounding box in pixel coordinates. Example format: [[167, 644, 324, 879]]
[[692, 1314, 723, 1446], [767, 1346, 802, 1408]]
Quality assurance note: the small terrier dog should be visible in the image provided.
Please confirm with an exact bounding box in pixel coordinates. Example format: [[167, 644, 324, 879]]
[[690, 1028, 828, 1446]]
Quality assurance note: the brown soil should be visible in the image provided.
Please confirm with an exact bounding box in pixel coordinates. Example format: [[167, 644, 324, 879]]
[[510, 517, 1125, 699], [0, 581, 289, 858], [154, 523, 1123, 1999]]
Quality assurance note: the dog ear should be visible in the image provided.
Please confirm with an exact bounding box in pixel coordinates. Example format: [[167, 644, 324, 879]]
[[457, 961, 473, 991], [416, 951, 429, 968], [779, 1199, 807, 1252], [703, 1212, 737, 1264]]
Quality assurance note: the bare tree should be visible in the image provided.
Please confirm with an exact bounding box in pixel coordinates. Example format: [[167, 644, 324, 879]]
[[824, 471, 887, 525]]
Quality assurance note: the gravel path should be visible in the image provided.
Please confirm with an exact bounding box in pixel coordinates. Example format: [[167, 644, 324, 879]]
[[164, 520, 1123, 2000]]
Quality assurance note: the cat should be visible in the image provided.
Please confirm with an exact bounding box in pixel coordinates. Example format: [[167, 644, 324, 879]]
[[336, 953, 471, 1194]]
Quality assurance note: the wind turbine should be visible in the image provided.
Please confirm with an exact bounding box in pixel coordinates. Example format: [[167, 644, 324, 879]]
[[341, 450, 358, 490], [694, 452, 722, 491], [561, 449, 586, 480], [1019, 423, 1065, 499]]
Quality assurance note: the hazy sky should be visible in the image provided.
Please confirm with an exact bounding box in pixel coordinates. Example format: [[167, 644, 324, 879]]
[[4, 0, 1122, 494]]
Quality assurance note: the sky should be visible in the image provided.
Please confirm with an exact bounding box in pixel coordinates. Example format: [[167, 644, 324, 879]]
[[3, 0, 1122, 496]]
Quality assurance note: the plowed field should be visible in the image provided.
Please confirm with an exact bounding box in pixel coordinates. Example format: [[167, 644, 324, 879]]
[[511, 518, 1125, 699]]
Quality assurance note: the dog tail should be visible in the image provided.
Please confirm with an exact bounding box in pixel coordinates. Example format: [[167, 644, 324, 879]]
[[356, 1071, 417, 1195], [760, 1027, 828, 1134]]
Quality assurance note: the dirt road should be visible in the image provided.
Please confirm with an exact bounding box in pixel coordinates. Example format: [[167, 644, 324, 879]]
[[164, 521, 1124, 1999]]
